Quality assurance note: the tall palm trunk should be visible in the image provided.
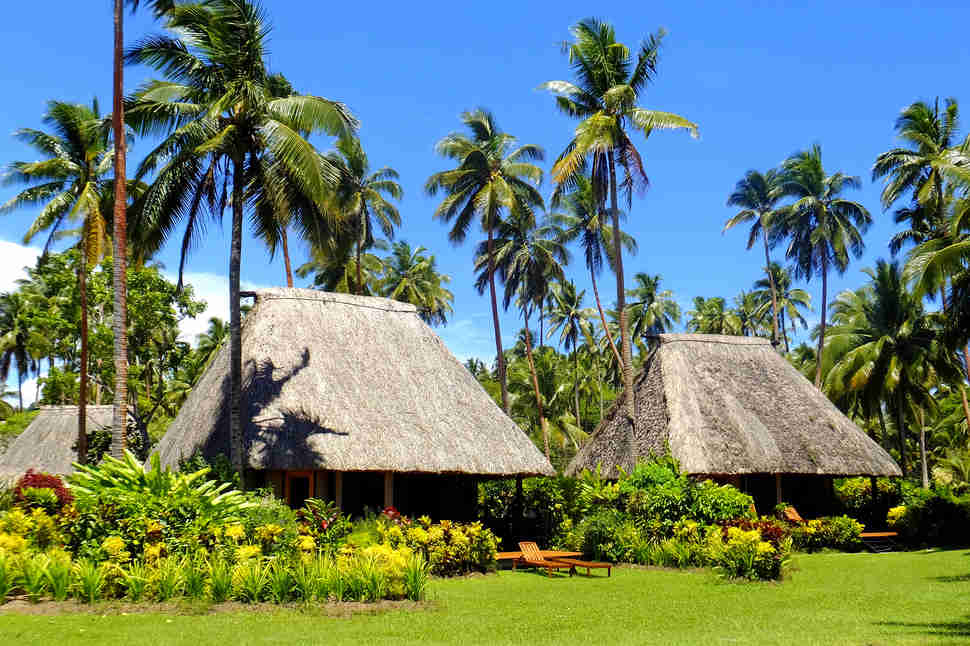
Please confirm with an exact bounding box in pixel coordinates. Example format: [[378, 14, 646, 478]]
[[895, 389, 907, 477], [762, 228, 780, 347], [77, 253, 88, 465], [814, 255, 828, 388], [229, 158, 245, 486], [942, 284, 970, 431], [16, 369, 23, 413], [877, 406, 890, 452], [607, 155, 636, 451], [486, 225, 509, 413], [918, 407, 929, 489], [523, 308, 549, 460], [779, 307, 790, 353], [590, 268, 622, 367], [110, 0, 128, 458], [281, 227, 294, 288], [573, 340, 580, 428]]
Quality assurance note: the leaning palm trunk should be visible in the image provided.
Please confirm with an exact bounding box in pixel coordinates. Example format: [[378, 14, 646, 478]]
[[814, 255, 828, 388], [281, 227, 294, 288], [523, 309, 549, 460], [110, 0, 128, 458], [229, 158, 245, 487], [762, 229, 780, 348], [487, 226, 509, 413], [607, 155, 636, 461], [77, 253, 89, 465], [590, 268, 621, 367]]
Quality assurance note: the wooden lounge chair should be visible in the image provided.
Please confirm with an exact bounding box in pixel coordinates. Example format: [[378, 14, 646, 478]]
[[546, 555, 612, 577], [516, 542, 574, 576]]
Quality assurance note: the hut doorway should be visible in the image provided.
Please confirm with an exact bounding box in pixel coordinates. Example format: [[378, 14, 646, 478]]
[[285, 471, 313, 509]]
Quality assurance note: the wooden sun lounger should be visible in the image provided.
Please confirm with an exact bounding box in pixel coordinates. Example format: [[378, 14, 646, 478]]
[[516, 542, 574, 576], [547, 557, 612, 577]]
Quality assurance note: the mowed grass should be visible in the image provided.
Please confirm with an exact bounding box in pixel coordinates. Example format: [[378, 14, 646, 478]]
[[2, 550, 969, 645]]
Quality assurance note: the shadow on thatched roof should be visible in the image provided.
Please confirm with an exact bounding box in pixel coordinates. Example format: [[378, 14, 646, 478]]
[[566, 333, 902, 479], [0, 405, 112, 480], [153, 288, 553, 476]]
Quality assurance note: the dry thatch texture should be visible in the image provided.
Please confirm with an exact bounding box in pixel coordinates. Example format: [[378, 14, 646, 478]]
[[153, 289, 553, 476], [0, 405, 112, 480], [567, 334, 902, 479]]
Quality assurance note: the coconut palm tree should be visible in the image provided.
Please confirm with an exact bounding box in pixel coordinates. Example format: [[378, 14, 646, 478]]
[[425, 109, 545, 413], [381, 241, 454, 326], [626, 273, 680, 348], [823, 260, 961, 480], [325, 136, 402, 295], [686, 296, 740, 335], [732, 290, 767, 337], [776, 144, 872, 387], [724, 169, 784, 345], [0, 292, 36, 413], [753, 263, 811, 352], [547, 281, 593, 431], [127, 0, 357, 481], [551, 173, 636, 367], [543, 19, 698, 433], [0, 99, 129, 464], [195, 316, 228, 371]]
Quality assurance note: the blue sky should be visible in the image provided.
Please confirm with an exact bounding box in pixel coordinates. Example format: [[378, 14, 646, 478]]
[[2, 1, 969, 402]]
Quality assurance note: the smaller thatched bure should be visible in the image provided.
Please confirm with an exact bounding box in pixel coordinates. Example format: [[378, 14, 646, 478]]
[[0, 405, 113, 481], [153, 289, 553, 502], [567, 334, 902, 482]]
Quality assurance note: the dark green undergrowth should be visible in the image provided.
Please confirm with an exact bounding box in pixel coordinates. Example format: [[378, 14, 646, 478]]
[[2, 550, 969, 645]]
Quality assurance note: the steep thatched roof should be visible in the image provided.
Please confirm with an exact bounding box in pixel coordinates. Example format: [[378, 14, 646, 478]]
[[567, 334, 902, 479], [153, 289, 553, 476], [0, 405, 112, 480]]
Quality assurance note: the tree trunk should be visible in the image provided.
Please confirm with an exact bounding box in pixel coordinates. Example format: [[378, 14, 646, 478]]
[[77, 253, 88, 465], [355, 237, 363, 296], [538, 303, 544, 349], [17, 369, 23, 413], [877, 405, 890, 452], [895, 389, 907, 478], [110, 0, 128, 459], [229, 158, 245, 487], [486, 226, 509, 413], [573, 340, 580, 428], [762, 230, 780, 347], [780, 306, 790, 353], [941, 284, 970, 433], [590, 268, 622, 368], [281, 226, 294, 288], [607, 154, 636, 467], [523, 308, 549, 460], [918, 407, 929, 489], [814, 256, 828, 388]]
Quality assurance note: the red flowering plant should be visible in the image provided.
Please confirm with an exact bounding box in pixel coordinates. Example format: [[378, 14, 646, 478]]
[[13, 469, 74, 515], [381, 505, 411, 527], [299, 498, 351, 552]]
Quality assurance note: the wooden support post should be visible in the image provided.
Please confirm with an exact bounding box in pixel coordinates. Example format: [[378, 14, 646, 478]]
[[334, 472, 343, 510], [775, 474, 783, 506], [384, 472, 394, 509]]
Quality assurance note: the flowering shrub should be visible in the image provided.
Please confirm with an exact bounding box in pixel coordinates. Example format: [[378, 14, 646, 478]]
[[789, 516, 863, 552], [299, 498, 351, 552], [12, 470, 73, 514], [709, 526, 789, 581], [378, 515, 497, 576]]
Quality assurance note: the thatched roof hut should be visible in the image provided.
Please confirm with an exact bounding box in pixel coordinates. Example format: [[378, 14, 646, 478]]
[[154, 288, 552, 513], [0, 405, 112, 480], [567, 334, 902, 484]]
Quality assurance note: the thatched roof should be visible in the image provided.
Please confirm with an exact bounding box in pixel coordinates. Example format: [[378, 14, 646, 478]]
[[567, 334, 902, 479], [153, 288, 553, 476], [0, 405, 112, 480]]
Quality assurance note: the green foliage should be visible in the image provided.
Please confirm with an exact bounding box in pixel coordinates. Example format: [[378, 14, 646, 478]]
[[122, 561, 150, 602], [72, 559, 104, 604], [153, 557, 183, 600], [43, 553, 72, 601], [891, 488, 970, 546], [232, 559, 269, 603], [182, 557, 207, 599], [17, 553, 49, 602], [789, 516, 864, 552], [300, 498, 352, 552], [0, 554, 11, 601], [403, 553, 431, 601], [207, 558, 233, 602], [266, 559, 294, 603], [377, 515, 498, 577]]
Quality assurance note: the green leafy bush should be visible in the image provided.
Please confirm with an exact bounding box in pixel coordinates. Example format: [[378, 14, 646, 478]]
[[790, 516, 864, 552], [379, 515, 498, 576], [891, 488, 970, 546]]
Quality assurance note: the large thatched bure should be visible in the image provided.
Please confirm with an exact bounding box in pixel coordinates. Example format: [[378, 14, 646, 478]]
[[567, 334, 902, 515], [0, 405, 113, 481], [153, 288, 553, 517]]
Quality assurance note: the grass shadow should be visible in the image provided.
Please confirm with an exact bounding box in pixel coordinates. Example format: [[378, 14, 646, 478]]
[[930, 573, 970, 583], [877, 615, 970, 638]]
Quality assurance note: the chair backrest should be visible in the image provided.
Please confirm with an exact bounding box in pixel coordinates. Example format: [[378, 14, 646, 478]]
[[518, 541, 542, 560], [782, 506, 805, 524]]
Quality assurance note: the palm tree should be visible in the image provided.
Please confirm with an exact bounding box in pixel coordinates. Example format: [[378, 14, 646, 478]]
[[551, 173, 636, 367], [1, 99, 126, 464], [326, 136, 402, 295], [381, 241, 454, 326], [0, 292, 36, 412], [425, 109, 545, 413], [296, 237, 386, 295], [732, 290, 767, 337], [127, 0, 357, 481], [753, 263, 811, 352], [626, 273, 680, 348], [776, 144, 872, 387], [823, 260, 961, 480], [724, 169, 784, 345], [544, 19, 697, 435], [547, 281, 592, 433], [686, 296, 740, 335], [195, 316, 229, 371]]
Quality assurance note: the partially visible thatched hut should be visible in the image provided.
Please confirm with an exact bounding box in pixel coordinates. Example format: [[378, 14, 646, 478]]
[[567, 334, 901, 515], [153, 288, 553, 517], [0, 405, 112, 481]]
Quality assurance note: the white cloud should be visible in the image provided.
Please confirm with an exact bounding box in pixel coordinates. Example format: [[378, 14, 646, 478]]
[[0, 239, 41, 293], [170, 271, 268, 344], [436, 318, 496, 364]]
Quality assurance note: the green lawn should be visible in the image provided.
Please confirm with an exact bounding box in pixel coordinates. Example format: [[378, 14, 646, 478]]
[[1, 550, 969, 645]]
